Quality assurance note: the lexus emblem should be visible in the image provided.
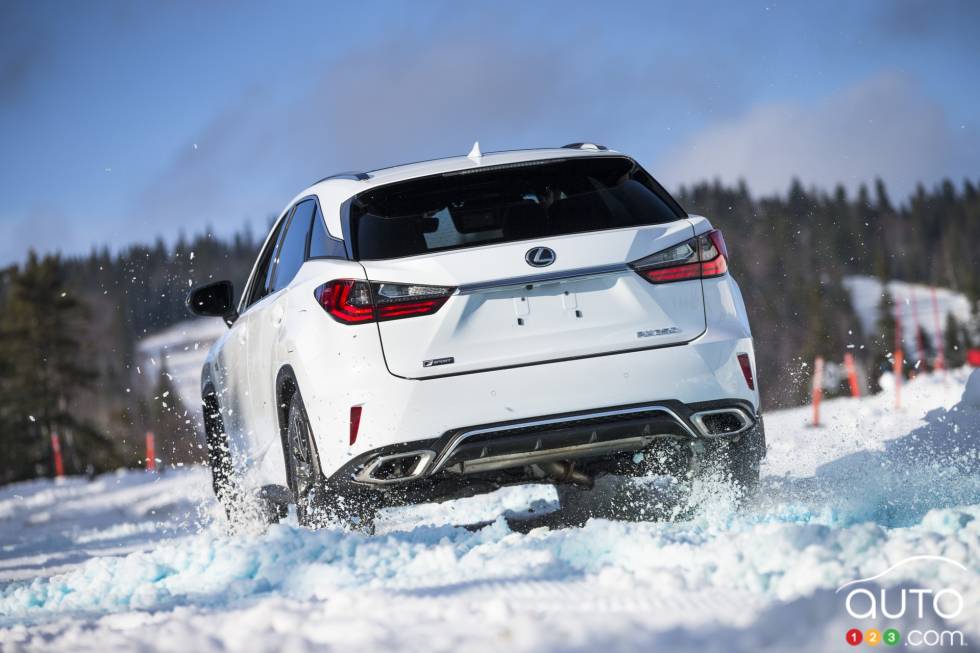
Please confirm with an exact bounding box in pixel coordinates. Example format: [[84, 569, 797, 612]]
[[525, 246, 556, 268]]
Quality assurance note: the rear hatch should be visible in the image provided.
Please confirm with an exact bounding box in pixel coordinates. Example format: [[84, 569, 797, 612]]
[[350, 155, 706, 378]]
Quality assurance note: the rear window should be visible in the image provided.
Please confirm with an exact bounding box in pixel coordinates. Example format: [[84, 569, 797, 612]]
[[350, 156, 685, 260]]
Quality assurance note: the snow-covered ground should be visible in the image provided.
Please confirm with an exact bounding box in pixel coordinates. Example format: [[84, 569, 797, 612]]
[[1, 370, 978, 652]]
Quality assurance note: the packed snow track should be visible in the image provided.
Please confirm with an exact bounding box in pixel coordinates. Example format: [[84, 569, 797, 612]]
[[1, 371, 979, 652]]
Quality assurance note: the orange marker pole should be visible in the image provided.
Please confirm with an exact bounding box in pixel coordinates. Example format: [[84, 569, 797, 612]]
[[930, 287, 946, 379], [145, 431, 157, 472], [50, 432, 65, 478], [844, 352, 861, 398], [812, 356, 824, 427]]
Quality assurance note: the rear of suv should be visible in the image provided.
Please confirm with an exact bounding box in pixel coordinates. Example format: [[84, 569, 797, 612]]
[[188, 144, 764, 527]]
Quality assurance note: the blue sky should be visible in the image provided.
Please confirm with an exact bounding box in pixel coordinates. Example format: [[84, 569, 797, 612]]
[[1, 0, 978, 264]]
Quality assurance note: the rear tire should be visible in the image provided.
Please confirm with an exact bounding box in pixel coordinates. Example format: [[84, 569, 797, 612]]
[[283, 389, 378, 530], [284, 392, 327, 527]]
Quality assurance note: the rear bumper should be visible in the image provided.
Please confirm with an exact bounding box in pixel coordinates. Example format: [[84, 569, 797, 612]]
[[332, 397, 761, 488], [297, 327, 759, 482]]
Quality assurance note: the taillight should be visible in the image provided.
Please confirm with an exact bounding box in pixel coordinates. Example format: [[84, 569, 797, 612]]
[[314, 279, 455, 324], [630, 229, 729, 283]]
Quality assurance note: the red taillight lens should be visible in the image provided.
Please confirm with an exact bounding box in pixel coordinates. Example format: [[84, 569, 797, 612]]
[[631, 229, 729, 283], [314, 279, 455, 324], [315, 279, 376, 324], [643, 261, 701, 283], [737, 353, 755, 390]]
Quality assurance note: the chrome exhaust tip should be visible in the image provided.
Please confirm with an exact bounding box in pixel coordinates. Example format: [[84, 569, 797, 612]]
[[690, 408, 753, 438], [355, 450, 435, 485]]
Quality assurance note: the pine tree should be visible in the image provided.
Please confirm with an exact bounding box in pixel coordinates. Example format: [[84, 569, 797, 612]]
[[0, 253, 116, 481], [0, 324, 20, 481]]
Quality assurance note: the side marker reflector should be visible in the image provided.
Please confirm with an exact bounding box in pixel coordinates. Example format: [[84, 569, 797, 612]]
[[737, 353, 755, 390], [349, 406, 363, 446]]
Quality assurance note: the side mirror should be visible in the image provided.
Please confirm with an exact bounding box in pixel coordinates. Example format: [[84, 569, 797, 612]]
[[186, 280, 238, 325]]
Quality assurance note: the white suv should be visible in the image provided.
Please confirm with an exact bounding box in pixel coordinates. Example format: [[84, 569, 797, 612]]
[[188, 144, 764, 527]]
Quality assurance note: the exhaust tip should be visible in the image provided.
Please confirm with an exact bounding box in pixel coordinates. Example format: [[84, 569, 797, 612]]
[[691, 408, 753, 437], [355, 450, 435, 485]]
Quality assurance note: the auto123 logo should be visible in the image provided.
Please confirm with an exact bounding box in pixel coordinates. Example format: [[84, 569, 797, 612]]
[[836, 555, 970, 648]]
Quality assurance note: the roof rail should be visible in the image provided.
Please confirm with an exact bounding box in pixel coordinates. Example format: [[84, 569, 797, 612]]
[[313, 171, 371, 184], [561, 142, 609, 151]]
